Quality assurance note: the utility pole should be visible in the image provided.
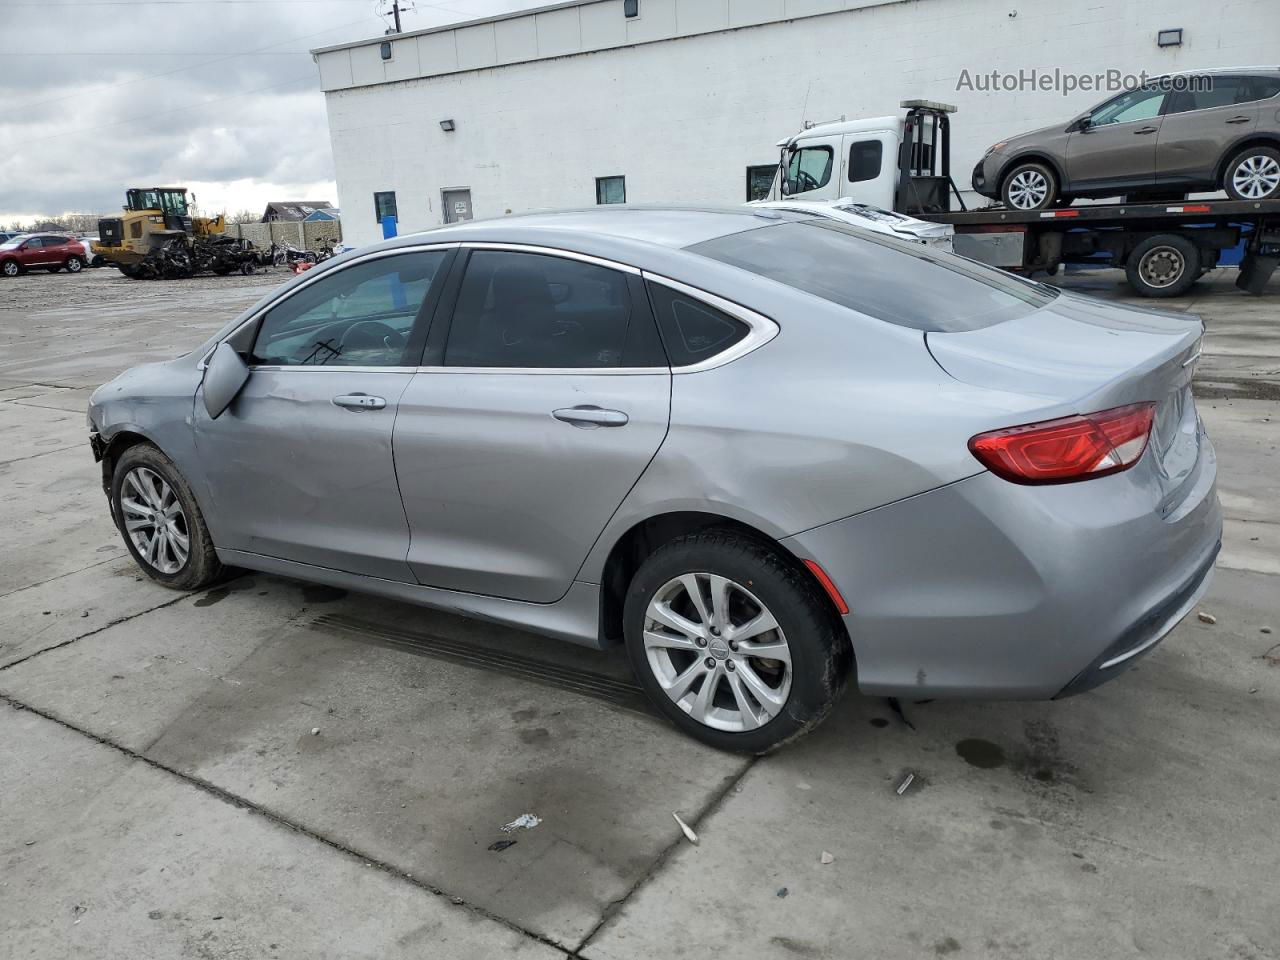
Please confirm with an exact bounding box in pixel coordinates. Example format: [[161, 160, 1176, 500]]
[[391, 0, 402, 34]]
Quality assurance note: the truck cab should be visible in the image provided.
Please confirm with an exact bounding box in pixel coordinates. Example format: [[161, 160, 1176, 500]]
[[774, 101, 959, 215]]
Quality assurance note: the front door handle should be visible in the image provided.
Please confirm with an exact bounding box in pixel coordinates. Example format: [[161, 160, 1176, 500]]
[[1225, 116, 1252, 124], [552, 405, 629, 428], [332, 393, 386, 410], [1133, 126, 1158, 135]]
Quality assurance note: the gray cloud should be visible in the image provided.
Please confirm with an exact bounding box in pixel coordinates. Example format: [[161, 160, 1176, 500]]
[[0, 0, 543, 222]]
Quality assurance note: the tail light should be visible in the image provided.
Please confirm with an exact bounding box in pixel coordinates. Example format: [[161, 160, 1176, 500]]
[[969, 402, 1156, 485]]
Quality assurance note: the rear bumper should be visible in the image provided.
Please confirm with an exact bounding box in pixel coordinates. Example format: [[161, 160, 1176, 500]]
[[783, 437, 1221, 700]]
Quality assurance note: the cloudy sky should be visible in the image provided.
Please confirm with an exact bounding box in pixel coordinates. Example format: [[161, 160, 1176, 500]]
[[0, 0, 545, 226]]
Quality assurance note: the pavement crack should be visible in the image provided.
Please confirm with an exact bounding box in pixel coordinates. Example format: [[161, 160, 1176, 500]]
[[0, 443, 85, 465], [0, 553, 127, 602], [0, 592, 187, 673], [571, 754, 758, 957], [0, 695, 575, 958]]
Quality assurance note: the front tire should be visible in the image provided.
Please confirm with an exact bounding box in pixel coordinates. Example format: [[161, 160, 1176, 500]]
[[1001, 161, 1058, 211], [66, 256, 84, 273], [1223, 146, 1280, 201], [1, 259, 20, 277], [623, 530, 850, 753], [111, 443, 222, 591]]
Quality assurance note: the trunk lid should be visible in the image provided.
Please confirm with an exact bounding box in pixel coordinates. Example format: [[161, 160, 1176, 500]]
[[926, 292, 1204, 500]]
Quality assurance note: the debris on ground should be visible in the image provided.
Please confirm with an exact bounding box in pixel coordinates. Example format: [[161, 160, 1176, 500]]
[[310, 727, 320, 736], [886, 696, 916, 730], [896, 772, 916, 796], [776, 887, 789, 898], [1261, 626, 1273, 634], [672, 812, 699, 845], [820, 851, 835, 864], [487, 840, 517, 852], [1259, 643, 1280, 666], [500, 813, 541, 833], [1197, 612, 1217, 624]]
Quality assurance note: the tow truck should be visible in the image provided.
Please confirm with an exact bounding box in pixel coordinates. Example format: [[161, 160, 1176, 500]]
[[772, 100, 1280, 297]]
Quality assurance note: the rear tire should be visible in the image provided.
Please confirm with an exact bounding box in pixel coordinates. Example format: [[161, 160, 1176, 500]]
[[1223, 146, 1280, 201], [1001, 161, 1058, 211], [111, 443, 223, 591], [1126, 234, 1201, 298], [623, 530, 850, 754]]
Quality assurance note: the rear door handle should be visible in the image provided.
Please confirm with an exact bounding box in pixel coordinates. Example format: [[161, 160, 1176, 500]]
[[552, 405, 629, 428], [1133, 126, 1158, 135], [1225, 116, 1251, 124], [332, 393, 386, 410]]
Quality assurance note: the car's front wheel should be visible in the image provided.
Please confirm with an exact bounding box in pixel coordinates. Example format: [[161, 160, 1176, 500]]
[[66, 256, 84, 273], [111, 442, 223, 591], [1223, 146, 1280, 201], [2, 259, 22, 277], [1001, 161, 1058, 211], [623, 530, 850, 753]]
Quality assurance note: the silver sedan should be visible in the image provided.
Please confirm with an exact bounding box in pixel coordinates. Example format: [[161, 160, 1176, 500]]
[[87, 207, 1221, 752]]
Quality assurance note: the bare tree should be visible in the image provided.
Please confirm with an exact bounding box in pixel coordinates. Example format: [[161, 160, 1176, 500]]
[[227, 209, 259, 224]]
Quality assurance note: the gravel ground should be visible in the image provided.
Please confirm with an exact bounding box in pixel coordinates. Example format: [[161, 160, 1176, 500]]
[[0, 262, 296, 311]]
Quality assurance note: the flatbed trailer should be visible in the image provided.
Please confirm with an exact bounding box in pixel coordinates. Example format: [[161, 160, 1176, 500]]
[[924, 198, 1280, 298]]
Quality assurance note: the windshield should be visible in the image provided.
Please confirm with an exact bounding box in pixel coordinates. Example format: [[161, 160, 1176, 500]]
[[688, 219, 1057, 332]]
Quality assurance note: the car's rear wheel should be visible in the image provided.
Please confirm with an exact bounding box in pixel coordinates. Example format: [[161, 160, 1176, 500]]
[[111, 443, 223, 591], [1001, 161, 1058, 211], [1223, 146, 1280, 201], [66, 256, 84, 273], [1126, 234, 1201, 298], [623, 530, 850, 753]]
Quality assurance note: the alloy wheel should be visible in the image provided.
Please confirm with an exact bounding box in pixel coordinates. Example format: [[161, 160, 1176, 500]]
[[1233, 155, 1280, 200], [642, 573, 792, 732], [1138, 245, 1185, 289], [120, 466, 190, 574], [67, 258, 82, 273], [1006, 169, 1049, 209], [1, 261, 17, 277]]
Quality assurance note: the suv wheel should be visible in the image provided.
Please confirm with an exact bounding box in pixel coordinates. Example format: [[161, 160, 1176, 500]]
[[111, 443, 223, 591], [1001, 161, 1058, 211], [1224, 146, 1280, 201], [66, 256, 84, 273], [623, 530, 850, 753], [1, 259, 20, 277], [1126, 234, 1201, 298]]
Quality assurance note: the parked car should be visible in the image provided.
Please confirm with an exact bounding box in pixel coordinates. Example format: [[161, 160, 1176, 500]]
[[87, 207, 1220, 752], [0, 231, 25, 244], [973, 68, 1280, 210], [750, 197, 954, 249], [0, 234, 86, 276], [79, 236, 106, 267]]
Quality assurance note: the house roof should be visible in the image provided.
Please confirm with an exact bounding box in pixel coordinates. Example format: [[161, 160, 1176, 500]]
[[262, 201, 334, 221]]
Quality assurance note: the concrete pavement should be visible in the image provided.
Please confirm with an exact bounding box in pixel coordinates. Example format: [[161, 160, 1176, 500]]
[[1, 267, 1277, 958]]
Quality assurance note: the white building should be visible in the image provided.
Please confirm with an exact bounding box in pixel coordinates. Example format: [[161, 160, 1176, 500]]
[[314, 0, 1280, 247]]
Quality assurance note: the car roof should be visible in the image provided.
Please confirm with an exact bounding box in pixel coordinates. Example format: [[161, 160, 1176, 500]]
[[392, 205, 808, 252]]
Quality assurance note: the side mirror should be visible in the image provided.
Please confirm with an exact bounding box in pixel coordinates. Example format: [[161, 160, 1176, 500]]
[[202, 342, 250, 419], [1073, 116, 1093, 133]]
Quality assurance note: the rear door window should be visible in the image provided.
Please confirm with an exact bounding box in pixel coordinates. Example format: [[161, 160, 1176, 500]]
[[689, 219, 1055, 332], [646, 282, 748, 367], [444, 251, 639, 369]]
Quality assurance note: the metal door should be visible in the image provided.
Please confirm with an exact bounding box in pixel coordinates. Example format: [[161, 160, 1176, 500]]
[[1157, 78, 1258, 185], [443, 189, 473, 223]]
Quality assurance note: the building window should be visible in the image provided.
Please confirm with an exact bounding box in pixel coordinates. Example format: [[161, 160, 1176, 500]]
[[374, 191, 398, 223], [746, 164, 776, 201], [596, 176, 626, 205], [848, 140, 883, 183]]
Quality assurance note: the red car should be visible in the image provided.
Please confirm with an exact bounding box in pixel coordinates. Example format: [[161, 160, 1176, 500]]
[[0, 234, 87, 277]]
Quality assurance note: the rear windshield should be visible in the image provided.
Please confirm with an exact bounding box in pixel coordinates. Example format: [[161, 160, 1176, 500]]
[[688, 219, 1056, 332]]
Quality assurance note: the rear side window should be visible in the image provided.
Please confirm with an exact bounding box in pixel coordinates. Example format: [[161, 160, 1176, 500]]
[[445, 251, 635, 369], [848, 140, 883, 183], [688, 220, 1055, 333], [646, 282, 748, 367], [1251, 76, 1280, 100]]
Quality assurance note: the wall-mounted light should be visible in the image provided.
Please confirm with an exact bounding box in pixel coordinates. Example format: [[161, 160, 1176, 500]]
[[1157, 28, 1183, 47], [624, 0, 639, 18], [379, 40, 393, 60], [439, 119, 456, 132]]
